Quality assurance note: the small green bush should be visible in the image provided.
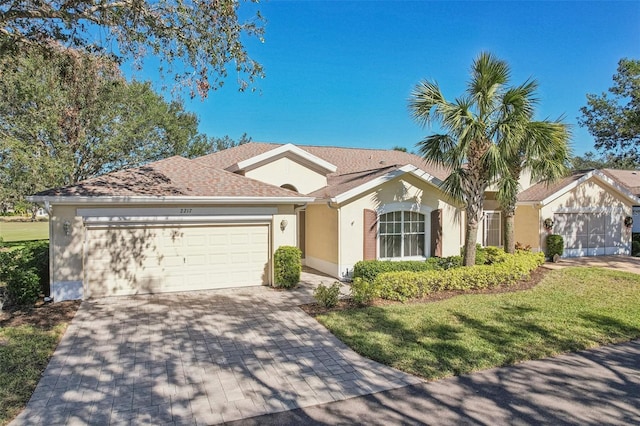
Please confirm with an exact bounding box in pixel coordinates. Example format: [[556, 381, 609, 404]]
[[364, 251, 545, 302], [0, 241, 49, 305], [314, 282, 341, 308], [632, 240, 640, 257], [350, 277, 378, 305], [483, 246, 508, 264], [546, 234, 564, 259], [274, 246, 302, 288], [23, 241, 50, 295]]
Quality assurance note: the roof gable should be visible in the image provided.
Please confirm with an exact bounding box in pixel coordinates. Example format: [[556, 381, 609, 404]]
[[227, 143, 338, 175], [196, 142, 451, 201], [517, 169, 639, 206]]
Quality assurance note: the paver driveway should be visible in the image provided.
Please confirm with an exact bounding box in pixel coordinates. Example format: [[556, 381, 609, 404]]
[[12, 272, 420, 425]]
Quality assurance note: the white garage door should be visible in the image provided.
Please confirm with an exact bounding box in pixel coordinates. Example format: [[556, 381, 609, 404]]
[[553, 212, 626, 257], [84, 224, 270, 297]]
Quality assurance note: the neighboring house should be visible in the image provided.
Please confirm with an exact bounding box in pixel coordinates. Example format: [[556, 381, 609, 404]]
[[27, 142, 640, 301], [515, 169, 639, 256]]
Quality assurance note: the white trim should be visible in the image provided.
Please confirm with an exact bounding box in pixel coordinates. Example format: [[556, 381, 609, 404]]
[[51, 281, 83, 302], [377, 201, 433, 215], [305, 256, 340, 279], [230, 143, 338, 174], [78, 207, 277, 217], [482, 210, 502, 247], [331, 165, 443, 205], [26, 195, 314, 205], [537, 170, 639, 207], [553, 206, 628, 214], [83, 215, 273, 226], [377, 204, 432, 260]]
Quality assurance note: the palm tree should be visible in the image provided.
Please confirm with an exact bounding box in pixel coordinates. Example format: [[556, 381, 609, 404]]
[[409, 52, 569, 264], [497, 116, 571, 253]]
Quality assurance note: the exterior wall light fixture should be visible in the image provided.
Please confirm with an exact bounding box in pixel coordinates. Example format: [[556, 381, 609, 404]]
[[280, 219, 288, 231], [63, 220, 71, 236]]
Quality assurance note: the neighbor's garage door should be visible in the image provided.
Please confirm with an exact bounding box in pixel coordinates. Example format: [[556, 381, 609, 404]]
[[84, 224, 269, 297], [553, 212, 625, 257]]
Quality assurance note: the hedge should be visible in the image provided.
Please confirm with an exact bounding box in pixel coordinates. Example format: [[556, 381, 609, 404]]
[[351, 251, 545, 303], [352, 256, 462, 282], [0, 241, 49, 306]]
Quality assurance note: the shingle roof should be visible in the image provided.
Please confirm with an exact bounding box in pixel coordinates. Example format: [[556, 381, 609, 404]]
[[517, 168, 640, 204], [196, 142, 451, 198], [33, 156, 306, 198], [601, 168, 640, 197], [516, 171, 589, 203]]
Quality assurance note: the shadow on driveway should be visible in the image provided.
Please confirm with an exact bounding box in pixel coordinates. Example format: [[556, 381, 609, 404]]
[[229, 340, 640, 425]]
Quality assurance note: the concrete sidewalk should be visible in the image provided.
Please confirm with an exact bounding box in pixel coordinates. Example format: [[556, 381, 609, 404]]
[[230, 340, 640, 425]]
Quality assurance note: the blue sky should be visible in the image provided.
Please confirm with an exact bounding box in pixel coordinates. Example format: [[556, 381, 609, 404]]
[[154, 1, 639, 156]]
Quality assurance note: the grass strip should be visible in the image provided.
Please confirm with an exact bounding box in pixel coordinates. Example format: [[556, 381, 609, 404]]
[[317, 267, 640, 380]]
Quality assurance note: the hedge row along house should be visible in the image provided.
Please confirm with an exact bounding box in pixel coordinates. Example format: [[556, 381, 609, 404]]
[[27, 143, 640, 301]]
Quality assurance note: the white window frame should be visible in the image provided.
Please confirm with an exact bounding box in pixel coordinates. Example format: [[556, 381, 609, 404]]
[[377, 202, 431, 260], [483, 210, 502, 247]]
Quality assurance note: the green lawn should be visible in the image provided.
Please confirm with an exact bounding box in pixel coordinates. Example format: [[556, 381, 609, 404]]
[[317, 267, 640, 380], [0, 324, 66, 425], [0, 222, 49, 243]]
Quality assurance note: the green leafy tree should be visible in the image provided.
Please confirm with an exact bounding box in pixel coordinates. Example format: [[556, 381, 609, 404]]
[[570, 152, 623, 171], [0, 0, 265, 98], [0, 47, 225, 207], [409, 52, 569, 263], [579, 58, 640, 168]]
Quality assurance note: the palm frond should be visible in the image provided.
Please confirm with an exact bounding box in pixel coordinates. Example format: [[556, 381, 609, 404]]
[[409, 80, 447, 127], [469, 52, 510, 117], [417, 134, 457, 168], [440, 168, 467, 203]]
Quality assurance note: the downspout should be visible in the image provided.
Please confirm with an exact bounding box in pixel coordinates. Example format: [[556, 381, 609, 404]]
[[294, 203, 308, 261], [43, 201, 54, 300], [326, 199, 342, 279], [537, 203, 543, 254]]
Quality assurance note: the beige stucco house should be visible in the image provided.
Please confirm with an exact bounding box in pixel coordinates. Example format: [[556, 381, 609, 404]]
[[28, 143, 465, 301], [514, 169, 639, 256], [28, 143, 640, 301]]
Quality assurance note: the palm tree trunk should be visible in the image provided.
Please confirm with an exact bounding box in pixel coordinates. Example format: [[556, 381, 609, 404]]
[[503, 210, 515, 254], [463, 215, 479, 266]]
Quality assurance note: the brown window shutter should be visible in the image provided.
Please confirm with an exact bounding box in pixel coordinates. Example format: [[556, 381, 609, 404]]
[[363, 209, 377, 260], [431, 209, 442, 257]]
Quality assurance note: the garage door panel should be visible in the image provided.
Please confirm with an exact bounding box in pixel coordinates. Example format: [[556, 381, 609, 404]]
[[554, 212, 627, 258], [85, 224, 270, 297]]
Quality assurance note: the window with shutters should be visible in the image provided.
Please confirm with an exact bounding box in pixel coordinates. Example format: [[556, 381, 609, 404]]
[[379, 211, 426, 259]]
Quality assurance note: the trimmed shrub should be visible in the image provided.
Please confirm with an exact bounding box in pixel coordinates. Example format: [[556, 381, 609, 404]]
[[350, 277, 378, 305], [23, 241, 50, 295], [314, 282, 341, 308], [0, 244, 47, 306], [274, 246, 302, 288], [632, 240, 640, 257], [352, 256, 462, 282], [365, 251, 545, 302], [546, 234, 564, 259], [483, 246, 508, 265]]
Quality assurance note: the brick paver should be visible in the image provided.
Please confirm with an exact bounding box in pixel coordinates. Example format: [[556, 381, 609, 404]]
[[11, 270, 420, 425]]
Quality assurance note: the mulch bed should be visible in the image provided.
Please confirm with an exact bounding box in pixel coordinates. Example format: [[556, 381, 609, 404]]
[[0, 300, 80, 330], [300, 266, 551, 316]]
